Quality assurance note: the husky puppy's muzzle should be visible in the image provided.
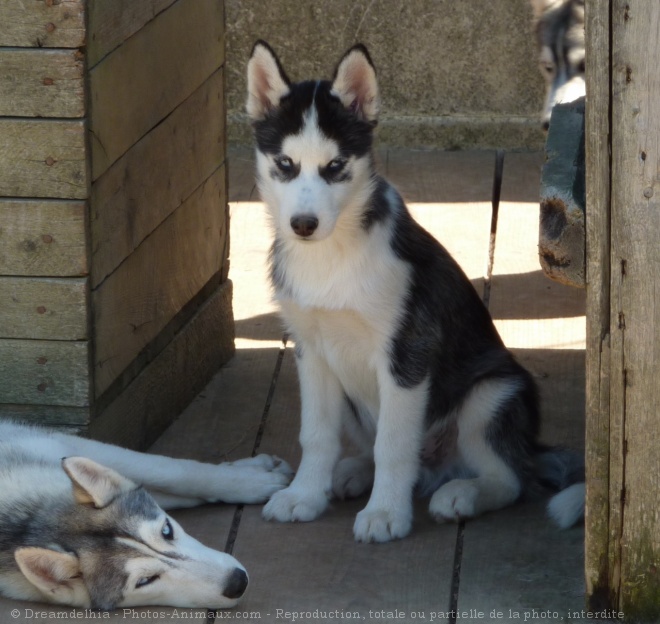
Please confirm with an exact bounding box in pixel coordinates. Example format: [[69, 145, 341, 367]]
[[290, 214, 319, 238]]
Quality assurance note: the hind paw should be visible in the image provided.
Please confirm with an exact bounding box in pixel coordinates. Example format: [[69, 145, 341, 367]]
[[429, 480, 479, 523], [262, 486, 328, 523], [332, 457, 374, 499]]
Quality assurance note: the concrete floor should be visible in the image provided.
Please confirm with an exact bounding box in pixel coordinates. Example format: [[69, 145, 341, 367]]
[[0, 148, 593, 624]]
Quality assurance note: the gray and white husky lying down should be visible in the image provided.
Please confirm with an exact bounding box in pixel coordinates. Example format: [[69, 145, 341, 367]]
[[0, 421, 292, 609], [246, 41, 585, 544]]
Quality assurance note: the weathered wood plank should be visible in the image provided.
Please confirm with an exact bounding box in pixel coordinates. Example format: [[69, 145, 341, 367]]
[[608, 2, 660, 618], [0, 120, 87, 199], [0, 0, 85, 48], [88, 0, 225, 179], [0, 199, 87, 277], [93, 166, 227, 397], [0, 49, 85, 118], [91, 68, 225, 287], [0, 277, 87, 341], [0, 339, 89, 406], [0, 404, 89, 427], [87, 0, 178, 68], [89, 280, 234, 451], [584, 0, 613, 611]]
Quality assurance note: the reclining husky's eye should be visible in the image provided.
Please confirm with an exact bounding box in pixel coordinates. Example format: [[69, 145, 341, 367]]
[[135, 575, 160, 589], [275, 156, 294, 172], [161, 519, 174, 540], [326, 157, 347, 174]]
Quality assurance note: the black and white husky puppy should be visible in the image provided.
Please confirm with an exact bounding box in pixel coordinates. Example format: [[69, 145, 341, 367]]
[[247, 41, 584, 543]]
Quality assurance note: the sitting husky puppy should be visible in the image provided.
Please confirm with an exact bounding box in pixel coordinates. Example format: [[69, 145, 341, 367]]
[[0, 421, 292, 609], [246, 41, 584, 543]]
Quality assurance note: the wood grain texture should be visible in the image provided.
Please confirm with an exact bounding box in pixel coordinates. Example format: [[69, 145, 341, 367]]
[[0, 0, 85, 48], [0, 339, 89, 406], [0, 200, 87, 277], [0, 49, 84, 118], [93, 166, 227, 397], [91, 69, 225, 287], [0, 404, 89, 427], [0, 277, 88, 340], [609, 2, 660, 617], [87, 0, 177, 68], [0, 120, 87, 199], [584, 0, 613, 609], [88, 0, 225, 179], [89, 280, 234, 450]]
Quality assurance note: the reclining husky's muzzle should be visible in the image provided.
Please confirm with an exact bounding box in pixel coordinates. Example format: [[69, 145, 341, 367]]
[[223, 568, 248, 600], [290, 214, 319, 238]]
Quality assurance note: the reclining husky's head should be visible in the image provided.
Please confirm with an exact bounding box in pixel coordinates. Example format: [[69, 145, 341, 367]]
[[247, 40, 378, 243], [12, 458, 247, 610], [531, 0, 585, 129]]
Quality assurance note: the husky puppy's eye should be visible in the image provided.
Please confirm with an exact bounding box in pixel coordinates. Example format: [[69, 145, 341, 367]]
[[161, 519, 174, 540], [135, 575, 160, 589], [275, 156, 294, 172], [326, 157, 347, 173]]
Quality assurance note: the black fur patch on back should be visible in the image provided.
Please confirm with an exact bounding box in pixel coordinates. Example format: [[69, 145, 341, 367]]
[[387, 187, 538, 426]]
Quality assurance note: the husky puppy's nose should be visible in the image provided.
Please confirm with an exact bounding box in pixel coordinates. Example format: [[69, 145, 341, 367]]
[[290, 214, 319, 238], [223, 568, 248, 600]]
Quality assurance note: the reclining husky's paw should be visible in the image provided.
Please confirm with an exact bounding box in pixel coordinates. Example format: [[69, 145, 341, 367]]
[[216, 456, 293, 504], [353, 506, 412, 543], [231, 454, 294, 478], [262, 486, 328, 523], [332, 457, 374, 499], [429, 480, 479, 523]]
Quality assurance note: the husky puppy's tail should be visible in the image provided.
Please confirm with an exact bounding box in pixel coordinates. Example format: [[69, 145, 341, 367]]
[[535, 447, 585, 529]]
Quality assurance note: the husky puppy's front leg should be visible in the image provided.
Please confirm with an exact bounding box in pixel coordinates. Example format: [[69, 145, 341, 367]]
[[353, 369, 429, 543], [263, 346, 344, 523]]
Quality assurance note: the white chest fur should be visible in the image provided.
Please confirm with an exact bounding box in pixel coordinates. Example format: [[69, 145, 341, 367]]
[[275, 223, 411, 414]]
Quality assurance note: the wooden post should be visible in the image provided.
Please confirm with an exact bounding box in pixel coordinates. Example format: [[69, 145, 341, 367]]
[[585, 2, 660, 620]]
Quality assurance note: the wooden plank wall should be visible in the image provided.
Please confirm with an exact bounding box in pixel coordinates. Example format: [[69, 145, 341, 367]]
[[586, 2, 660, 620], [0, 0, 90, 426], [1, 0, 232, 438], [87, 0, 233, 433]]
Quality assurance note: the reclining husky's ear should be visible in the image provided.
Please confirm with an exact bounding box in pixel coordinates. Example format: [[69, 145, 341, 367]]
[[62, 457, 136, 508], [331, 44, 379, 123], [15, 547, 83, 599], [246, 40, 291, 120]]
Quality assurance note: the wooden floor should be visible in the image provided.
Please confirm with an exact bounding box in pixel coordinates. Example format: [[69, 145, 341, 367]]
[[0, 148, 592, 624]]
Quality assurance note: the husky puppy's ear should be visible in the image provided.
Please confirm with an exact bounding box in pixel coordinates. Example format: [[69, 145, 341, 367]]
[[62, 457, 136, 508], [331, 44, 379, 123], [246, 40, 291, 120], [15, 547, 82, 595]]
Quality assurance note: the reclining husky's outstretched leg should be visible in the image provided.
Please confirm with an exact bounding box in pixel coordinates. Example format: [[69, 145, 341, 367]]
[[5, 423, 293, 507]]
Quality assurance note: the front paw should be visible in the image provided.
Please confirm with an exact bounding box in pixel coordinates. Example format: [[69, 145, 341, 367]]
[[262, 486, 328, 523], [353, 506, 412, 543]]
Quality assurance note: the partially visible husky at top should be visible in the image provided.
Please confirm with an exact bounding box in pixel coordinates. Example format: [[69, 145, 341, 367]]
[[531, 0, 586, 129]]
